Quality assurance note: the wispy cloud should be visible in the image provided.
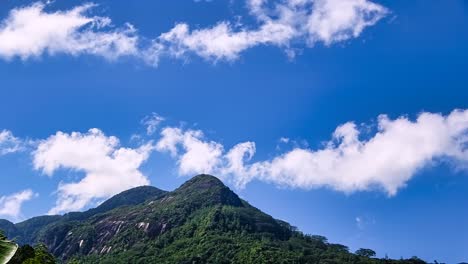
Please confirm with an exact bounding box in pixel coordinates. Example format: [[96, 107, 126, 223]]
[[0, 189, 37, 220], [142, 113, 165, 136], [0, 130, 24, 155], [0, 0, 388, 64]]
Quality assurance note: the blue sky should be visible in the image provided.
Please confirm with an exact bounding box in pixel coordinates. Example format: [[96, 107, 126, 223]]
[[0, 0, 467, 262]]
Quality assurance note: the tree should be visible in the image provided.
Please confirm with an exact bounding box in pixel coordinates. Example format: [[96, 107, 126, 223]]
[[0, 230, 6, 240], [33, 244, 56, 264], [309, 235, 328, 244], [355, 248, 376, 258], [9, 244, 56, 264], [9, 245, 36, 264]]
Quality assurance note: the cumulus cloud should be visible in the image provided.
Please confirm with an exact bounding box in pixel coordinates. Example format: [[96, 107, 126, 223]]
[[0, 0, 388, 63], [306, 0, 388, 44], [157, 110, 468, 195], [33, 129, 154, 214], [0, 130, 24, 155], [222, 142, 257, 187], [156, 127, 224, 175], [5, 109, 468, 215], [0, 2, 139, 60], [0, 189, 36, 219]]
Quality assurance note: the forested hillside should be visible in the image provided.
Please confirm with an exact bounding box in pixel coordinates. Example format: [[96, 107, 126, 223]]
[[1, 175, 427, 264]]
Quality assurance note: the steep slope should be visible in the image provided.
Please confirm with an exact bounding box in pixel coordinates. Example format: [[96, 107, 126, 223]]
[[0, 175, 427, 263], [0, 220, 16, 239], [62, 185, 168, 221], [14, 216, 63, 245], [0, 185, 166, 246], [36, 175, 257, 260]]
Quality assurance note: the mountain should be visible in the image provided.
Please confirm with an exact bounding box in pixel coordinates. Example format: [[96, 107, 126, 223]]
[[61, 185, 168, 222], [0, 175, 426, 264], [0, 186, 167, 246]]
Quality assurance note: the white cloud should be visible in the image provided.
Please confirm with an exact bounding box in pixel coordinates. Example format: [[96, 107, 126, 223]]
[[0, 189, 36, 219], [156, 127, 224, 175], [142, 113, 165, 136], [159, 21, 296, 61], [306, 0, 388, 45], [0, 0, 388, 64], [0, 2, 139, 60], [222, 142, 256, 187], [157, 110, 468, 195], [4, 109, 468, 215], [33, 129, 154, 214], [250, 110, 468, 194], [159, 0, 388, 60], [0, 130, 24, 155]]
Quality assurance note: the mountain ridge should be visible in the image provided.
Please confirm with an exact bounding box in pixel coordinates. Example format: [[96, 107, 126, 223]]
[[0, 185, 167, 246], [1, 174, 426, 263]]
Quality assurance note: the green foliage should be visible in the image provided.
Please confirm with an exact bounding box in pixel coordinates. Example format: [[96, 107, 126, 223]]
[[356, 248, 377, 257], [63, 186, 167, 222], [9, 244, 56, 264], [14, 216, 62, 245]]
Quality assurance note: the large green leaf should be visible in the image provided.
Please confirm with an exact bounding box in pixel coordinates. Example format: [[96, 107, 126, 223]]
[[0, 239, 18, 264]]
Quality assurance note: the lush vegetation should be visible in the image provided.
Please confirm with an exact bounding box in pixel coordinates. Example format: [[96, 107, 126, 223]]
[[1, 230, 56, 264], [0, 175, 432, 263], [61, 186, 167, 222], [66, 204, 426, 264], [8, 244, 56, 264]]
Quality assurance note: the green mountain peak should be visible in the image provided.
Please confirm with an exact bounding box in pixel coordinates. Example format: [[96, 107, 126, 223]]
[[173, 174, 243, 207]]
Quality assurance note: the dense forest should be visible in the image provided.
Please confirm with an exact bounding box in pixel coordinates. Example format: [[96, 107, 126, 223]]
[[0, 175, 431, 264]]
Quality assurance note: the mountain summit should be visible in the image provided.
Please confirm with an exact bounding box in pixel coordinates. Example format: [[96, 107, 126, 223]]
[[1, 175, 425, 263], [172, 174, 243, 207]]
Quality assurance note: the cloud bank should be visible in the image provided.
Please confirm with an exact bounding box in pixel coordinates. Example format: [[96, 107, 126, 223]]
[[33, 129, 154, 214], [157, 110, 468, 195], [0, 189, 36, 220], [0, 0, 388, 64], [2, 109, 468, 215]]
